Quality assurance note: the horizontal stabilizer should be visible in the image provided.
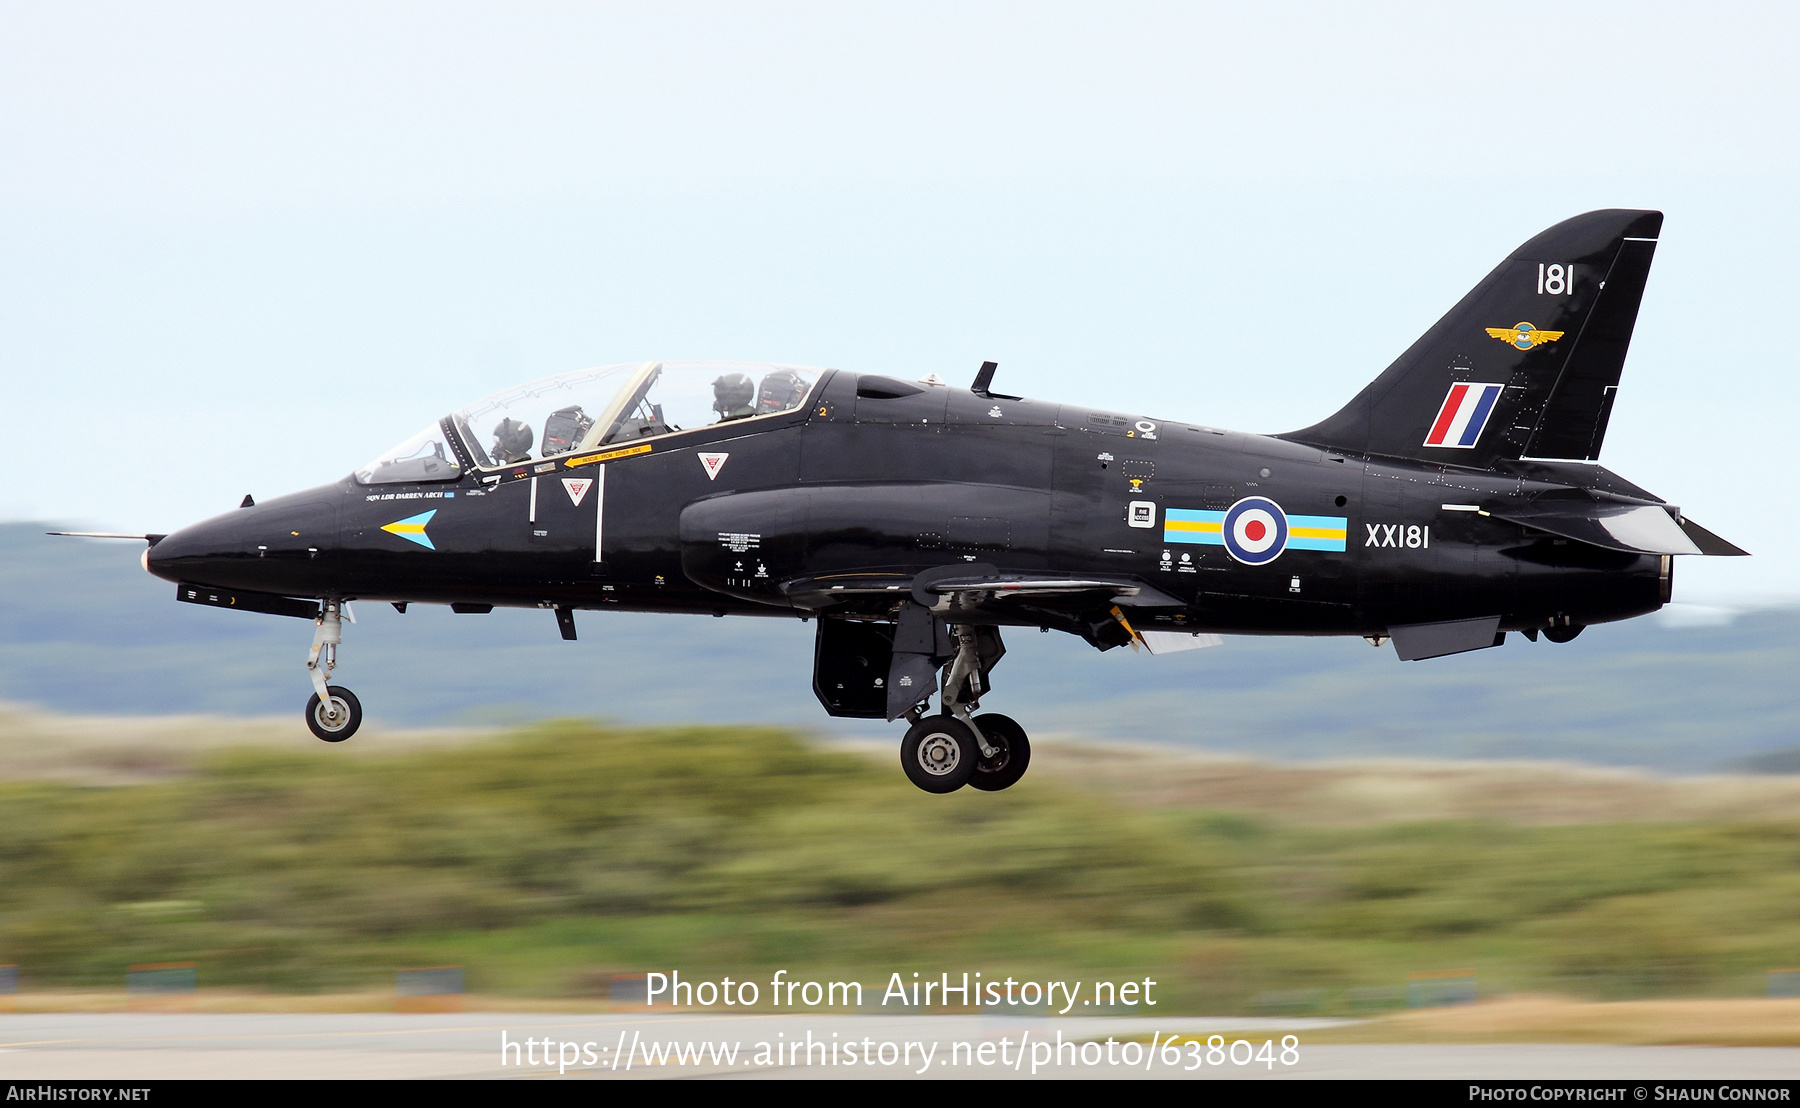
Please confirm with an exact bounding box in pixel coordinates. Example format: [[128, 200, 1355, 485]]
[[1487, 500, 1703, 556], [1678, 517, 1750, 557], [1389, 616, 1504, 661]]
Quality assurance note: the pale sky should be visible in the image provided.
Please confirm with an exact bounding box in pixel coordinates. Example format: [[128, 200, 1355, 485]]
[[3, 2, 1796, 607]]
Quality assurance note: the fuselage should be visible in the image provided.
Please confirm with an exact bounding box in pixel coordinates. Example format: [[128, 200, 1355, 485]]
[[115, 208, 1740, 774], [146, 368, 1667, 639]]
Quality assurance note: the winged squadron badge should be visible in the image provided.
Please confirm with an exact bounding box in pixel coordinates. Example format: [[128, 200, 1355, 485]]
[[1486, 321, 1565, 350]]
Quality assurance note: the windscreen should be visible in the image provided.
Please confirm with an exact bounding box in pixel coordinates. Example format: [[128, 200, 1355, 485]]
[[355, 422, 462, 485]]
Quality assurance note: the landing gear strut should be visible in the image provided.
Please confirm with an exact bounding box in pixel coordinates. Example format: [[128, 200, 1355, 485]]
[[304, 599, 362, 742], [897, 623, 1032, 794]]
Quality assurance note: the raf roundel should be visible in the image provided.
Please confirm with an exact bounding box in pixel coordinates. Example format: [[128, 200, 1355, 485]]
[[1221, 496, 1289, 565]]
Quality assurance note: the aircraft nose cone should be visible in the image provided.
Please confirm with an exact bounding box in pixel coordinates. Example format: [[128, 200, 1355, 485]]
[[145, 487, 342, 594], [143, 514, 246, 584]]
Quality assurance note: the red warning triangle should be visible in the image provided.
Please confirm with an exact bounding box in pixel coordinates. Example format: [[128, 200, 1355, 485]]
[[697, 452, 729, 481], [561, 478, 593, 506]]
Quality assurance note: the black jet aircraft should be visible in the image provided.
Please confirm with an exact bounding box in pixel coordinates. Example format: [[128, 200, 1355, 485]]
[[65, 209, 1745, 793]]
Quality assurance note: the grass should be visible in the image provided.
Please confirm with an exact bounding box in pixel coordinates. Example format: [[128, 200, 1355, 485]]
[[0, 721, 1798, 1016]]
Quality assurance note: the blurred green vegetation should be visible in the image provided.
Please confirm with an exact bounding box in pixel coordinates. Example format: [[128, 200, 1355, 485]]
[[1, 722, 1798, 1012]]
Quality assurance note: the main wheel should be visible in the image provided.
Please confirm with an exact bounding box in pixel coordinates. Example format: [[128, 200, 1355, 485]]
[[900, 715, 978, 793], [305, 685, 363, 742], [969, 713, 1031, 792]]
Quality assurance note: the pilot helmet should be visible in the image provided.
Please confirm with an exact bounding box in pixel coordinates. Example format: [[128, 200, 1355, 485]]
[[491, 417, 535, 463], [712, 373, 755, 418]]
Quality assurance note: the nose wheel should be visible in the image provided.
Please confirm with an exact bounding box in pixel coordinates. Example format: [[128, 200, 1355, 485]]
[[303, 599, 362, 742], [306, 686, 363, 742]]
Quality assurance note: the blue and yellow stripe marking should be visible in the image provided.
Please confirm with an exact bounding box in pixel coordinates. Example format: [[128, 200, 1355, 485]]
[[1164, 509, 1226, 545], [1287, 515, 1349, 552], [1163, 509, 1347, 552]]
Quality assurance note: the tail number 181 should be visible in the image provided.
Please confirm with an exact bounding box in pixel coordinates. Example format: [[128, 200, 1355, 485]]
[[1537, 263, 1574, 295]]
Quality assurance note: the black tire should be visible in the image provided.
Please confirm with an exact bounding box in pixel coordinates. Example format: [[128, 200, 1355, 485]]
[[900, 715, 978, 793], [305, 685, 362, 742], [1543, 624, 1584, 644], [969, 713, 1031, 792]]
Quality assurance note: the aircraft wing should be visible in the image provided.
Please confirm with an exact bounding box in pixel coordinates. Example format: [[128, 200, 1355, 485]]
[[781, 570, 1185, 612], [915, 573, 1186, 608]]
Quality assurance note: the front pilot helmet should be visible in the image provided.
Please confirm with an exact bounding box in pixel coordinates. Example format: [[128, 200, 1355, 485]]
[[711, 373, 755, 415], [491, 417, 534, 462]]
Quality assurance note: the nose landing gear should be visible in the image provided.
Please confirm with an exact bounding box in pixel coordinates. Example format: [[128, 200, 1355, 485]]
[[304, 600, 362, 742]]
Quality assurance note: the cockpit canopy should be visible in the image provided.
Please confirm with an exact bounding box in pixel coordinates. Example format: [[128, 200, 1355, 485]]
[[356, 361, 822, 485]]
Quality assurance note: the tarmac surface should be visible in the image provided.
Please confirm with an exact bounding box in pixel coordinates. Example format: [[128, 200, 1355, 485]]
[[0, 1013, 1797, 1079]]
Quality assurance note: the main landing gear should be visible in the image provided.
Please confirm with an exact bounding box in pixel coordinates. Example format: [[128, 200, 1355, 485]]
[[304, 599, 363, 742], [898, 625, 1032, 794]]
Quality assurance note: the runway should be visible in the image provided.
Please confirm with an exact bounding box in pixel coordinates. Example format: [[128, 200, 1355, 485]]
[[0, 1013, 1796, 1079]]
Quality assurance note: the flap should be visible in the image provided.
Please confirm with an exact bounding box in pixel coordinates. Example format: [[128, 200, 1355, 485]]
[[1140, 631, 1223, 655]]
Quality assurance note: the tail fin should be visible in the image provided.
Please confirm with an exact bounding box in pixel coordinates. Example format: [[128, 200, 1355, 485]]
[[1283, 209, 1662, 465]]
